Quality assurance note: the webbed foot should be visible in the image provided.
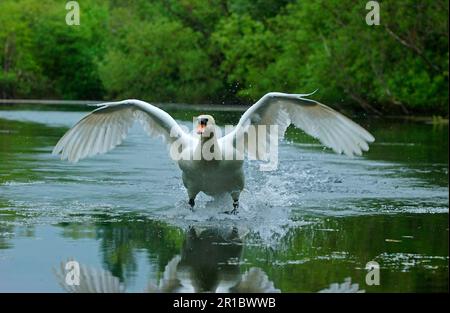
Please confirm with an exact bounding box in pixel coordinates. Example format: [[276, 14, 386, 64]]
[[224, 200, 239, 215]]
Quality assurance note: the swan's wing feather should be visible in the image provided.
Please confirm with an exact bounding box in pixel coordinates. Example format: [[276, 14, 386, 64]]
[[145, 255, 182, 293], [317, 277, 365, 293], [53, 260, 125, 293], [222, 92, 374, 158], [52, 99, 192, 163]]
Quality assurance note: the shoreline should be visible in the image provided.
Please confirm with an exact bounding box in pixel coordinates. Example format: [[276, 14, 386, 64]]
[[0, 99, 448, 123], [0, 99, 250, 112]]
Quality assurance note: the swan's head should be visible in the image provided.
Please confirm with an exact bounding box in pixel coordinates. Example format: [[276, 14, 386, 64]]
[[196, 114, 216, 136]]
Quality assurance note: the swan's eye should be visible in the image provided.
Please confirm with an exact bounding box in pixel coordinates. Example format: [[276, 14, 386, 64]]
[[199, 118, 208, 126]]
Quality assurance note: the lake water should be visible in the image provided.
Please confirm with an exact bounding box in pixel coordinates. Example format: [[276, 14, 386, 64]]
[[0, 106, 448, 292]]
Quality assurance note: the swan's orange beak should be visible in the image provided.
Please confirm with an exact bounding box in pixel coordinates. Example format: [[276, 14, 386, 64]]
[[196, 123, 206, 134]]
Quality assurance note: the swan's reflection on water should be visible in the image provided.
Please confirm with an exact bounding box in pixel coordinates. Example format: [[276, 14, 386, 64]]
[[54, 225, 280, 293], [54, 224, 364, 293], [145, 225, 280, 293], [172, 226, 279, 293]]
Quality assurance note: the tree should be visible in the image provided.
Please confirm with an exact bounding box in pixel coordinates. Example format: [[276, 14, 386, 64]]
[[0, 0, 447, 115], [99, 15, 220, 103]]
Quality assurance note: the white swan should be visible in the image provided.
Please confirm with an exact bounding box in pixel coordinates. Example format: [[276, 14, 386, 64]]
[[53, 257, 282, 293], [54, 258, 363, 293], [52, 91, 375, 213]]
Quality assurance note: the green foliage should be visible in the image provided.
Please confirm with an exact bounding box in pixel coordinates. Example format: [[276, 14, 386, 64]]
[[0, 0, 46, 98], [211, 0, 448, 114], [211, 14, 280, 101], [98, 16, 220, 103], [0, 0, 448, 114], [0, 0, 107, 99], [33, 0, 108, 99]]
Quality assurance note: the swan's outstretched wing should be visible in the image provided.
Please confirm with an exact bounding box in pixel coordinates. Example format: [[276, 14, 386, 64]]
[[318, 277, 365, 293], [52, 99, 193, 163], [220, 92, 375, 158], [53, 260, 125, 293], [145, 255, 182, 293]]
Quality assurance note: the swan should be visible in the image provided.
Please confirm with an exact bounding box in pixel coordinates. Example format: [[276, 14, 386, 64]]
[[53, 224, 364, 293], [52, 91, 375, 213], [53, 257, 280, 293], [54, 258, 363, 293]]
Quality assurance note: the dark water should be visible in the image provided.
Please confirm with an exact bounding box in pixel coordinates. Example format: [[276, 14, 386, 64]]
[[0, 107, 448, 292]]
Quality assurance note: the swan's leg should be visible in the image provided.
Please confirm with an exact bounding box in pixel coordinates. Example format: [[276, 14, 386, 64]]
[[225, 191, 240, 215], [187, 190, 199, 211], [231, 200, 239, 214], [182, 172, 199, 211]]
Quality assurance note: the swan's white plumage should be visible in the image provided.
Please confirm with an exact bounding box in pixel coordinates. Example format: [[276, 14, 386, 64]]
[[53, 260, 125, 293], [53, 259, 362, 293], [52, 92, 375, 205], [230, 267, 281, 293], [52, 99, 192, 163], [318, 277, 365, 293], [220, 92, 375, 158]]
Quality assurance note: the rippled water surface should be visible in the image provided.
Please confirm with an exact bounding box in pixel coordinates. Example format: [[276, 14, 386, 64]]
[[0, 107, 448, 292]]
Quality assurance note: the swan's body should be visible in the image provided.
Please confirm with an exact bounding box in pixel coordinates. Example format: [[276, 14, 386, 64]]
[[179, 158, 244, 198], [52, 92, 375, 212]]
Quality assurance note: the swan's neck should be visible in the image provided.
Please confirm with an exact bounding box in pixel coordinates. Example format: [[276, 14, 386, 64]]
[[195, 132, 222, 161]]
